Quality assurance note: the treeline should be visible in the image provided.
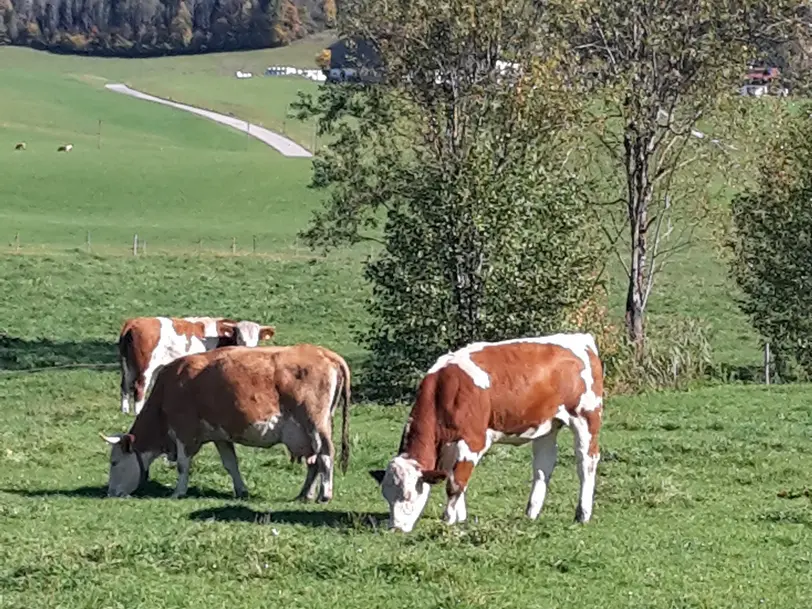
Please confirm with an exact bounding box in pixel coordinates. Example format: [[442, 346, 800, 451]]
[[0, 0, 336, 56]]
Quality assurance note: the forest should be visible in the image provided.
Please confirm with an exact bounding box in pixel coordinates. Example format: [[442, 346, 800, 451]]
[[0, 0, 335, 55]]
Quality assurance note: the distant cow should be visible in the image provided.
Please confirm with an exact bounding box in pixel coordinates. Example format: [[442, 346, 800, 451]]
[[57, 144, 73, 152], [369, 333, 604, 533], [15, 142, 26, 150], [102, 344, 351, 501], [118, 316, 275, 415]]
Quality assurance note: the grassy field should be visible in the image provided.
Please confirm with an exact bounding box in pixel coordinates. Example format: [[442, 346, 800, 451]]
[[1, 374, 810, 608], [1, 36, 809, 608]]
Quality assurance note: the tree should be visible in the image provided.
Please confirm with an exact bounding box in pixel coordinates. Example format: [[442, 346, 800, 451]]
[[293, 0, 601, 400], [571, 0, 804, 357], [728, 101, 812, 380]]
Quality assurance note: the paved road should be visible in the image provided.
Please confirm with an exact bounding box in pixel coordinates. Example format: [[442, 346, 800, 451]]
[[105, 83, 313, 158]]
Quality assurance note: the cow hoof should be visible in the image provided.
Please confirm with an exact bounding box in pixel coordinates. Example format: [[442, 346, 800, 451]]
[[235, 490, 250, 500], [316, 494, 331, 504], [574, 505, 590, 523]]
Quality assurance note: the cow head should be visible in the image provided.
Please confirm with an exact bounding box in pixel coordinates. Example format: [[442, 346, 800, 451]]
[[100, 432, 148, 497], [233, 321, 276, 347], [369, 456, 446, 532]]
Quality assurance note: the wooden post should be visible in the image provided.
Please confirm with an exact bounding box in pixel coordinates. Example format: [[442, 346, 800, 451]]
[[252, 235, 257, 254], [133, 234, 138, 256], [86, 231, 91, 252], [764, 342, 771, 385], [231, 237, 237, 255], [14, 232, 20, 252]]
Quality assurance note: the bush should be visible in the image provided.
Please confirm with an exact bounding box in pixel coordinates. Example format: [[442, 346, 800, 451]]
[[728, 101, 812, 381]]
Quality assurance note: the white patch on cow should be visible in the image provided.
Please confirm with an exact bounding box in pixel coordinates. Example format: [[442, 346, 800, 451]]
[[326, 366, 339, 416], [456, 440, 484, 465], [428, 351, 491, 388], [380, 455, 432, 533], [426, 334, 601, 412], [234, 321, 261, 346], [183, 316, 220, 337], [238, 415, 282, 447]]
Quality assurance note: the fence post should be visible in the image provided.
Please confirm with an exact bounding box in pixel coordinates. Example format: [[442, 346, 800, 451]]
[[764, 341, 771, 385], [133, 234, 138, 256], [86, 231, 91, 252], [14, 232, 20, 252], [252, 235, 257, 254], [231, 237, 237, 255]]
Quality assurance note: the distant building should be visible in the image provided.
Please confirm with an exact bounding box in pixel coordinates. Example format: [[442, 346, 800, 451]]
[[740, 65, 788, 97], [324, 37, 383, 83]]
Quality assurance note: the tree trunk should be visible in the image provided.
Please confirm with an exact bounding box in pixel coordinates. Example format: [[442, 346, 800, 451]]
[[624, 128, 652, 358]]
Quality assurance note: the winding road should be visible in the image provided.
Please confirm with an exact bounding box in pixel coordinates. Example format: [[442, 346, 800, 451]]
[[105, 83, 312, 158]]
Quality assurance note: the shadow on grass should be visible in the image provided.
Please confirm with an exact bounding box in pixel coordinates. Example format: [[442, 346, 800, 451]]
[[0, 335, 117, 373], [188, 504, 389, 529], [1, 480, 235, 500]]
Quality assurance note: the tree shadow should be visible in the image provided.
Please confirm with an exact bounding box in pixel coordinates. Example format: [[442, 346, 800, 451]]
[[0, 335, 117, 373], [1, 481, 235, 500], [188, 504, 389, 529]]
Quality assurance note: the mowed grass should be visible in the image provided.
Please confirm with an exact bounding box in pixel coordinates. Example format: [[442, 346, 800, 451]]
[[1, 372, 811, 608]]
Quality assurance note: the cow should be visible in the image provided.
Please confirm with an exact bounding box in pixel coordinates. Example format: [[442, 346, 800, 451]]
[[369, 333, 604, 533], [117, 316, 275, 415], [101, 344, 351, 502], [15, 142, 26, 150], [57, 144, 73, 152]]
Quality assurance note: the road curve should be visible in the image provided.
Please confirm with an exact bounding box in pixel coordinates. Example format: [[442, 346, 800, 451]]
[[105, 83, 312, 158]]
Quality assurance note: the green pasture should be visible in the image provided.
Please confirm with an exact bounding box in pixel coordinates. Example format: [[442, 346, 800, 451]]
[[0, 37, 808, 608]]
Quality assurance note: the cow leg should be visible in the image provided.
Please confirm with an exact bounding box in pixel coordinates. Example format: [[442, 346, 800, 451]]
[[171, 441, 196, 498], [315, 430, 335, 503], [295, 462, 320, 502], [120, 361, 133, 414], [443, 460, 474, 525], [214, 441, 248, 499], [571, 415, 600, 523], [526, 428, 560, 520]]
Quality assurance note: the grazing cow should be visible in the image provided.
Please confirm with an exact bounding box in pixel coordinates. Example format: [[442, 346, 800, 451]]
[[101, 344, 351, 501], [57, 144, 73, 152], [15, 142, 26, 150], [118, 316, 275, 415], [369, 333, 604, 533]]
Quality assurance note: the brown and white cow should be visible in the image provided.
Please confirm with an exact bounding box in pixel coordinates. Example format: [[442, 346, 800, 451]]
[[117, 316, 275, 415], [102, 344, 351, 501], [369, 333, 604, 533]]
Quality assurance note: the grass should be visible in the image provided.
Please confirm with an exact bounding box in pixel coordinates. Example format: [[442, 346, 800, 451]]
[[0, 375, 810, 608], [0, 32, 332, 150]]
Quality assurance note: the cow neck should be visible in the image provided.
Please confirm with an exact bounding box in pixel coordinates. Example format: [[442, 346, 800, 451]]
[[129, 404, 171, 456], [398, 376, 440, 471]]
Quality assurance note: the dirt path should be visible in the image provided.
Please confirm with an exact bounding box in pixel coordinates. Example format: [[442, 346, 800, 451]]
[[105, 83, 313, 158]]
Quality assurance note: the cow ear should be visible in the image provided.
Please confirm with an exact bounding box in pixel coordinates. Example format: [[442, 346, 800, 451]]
[[259, 326, 275, 341], [420, 469, 447, 485], [369, 469, 386, 485], [217, 322, 236, 338], [121, 434, 135, 453]]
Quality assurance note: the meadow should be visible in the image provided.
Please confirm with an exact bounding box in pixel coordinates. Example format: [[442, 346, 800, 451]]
[[1, 38, 810, 608]]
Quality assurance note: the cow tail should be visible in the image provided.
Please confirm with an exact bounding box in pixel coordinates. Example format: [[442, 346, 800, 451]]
[[338, 356, 351, 474]]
